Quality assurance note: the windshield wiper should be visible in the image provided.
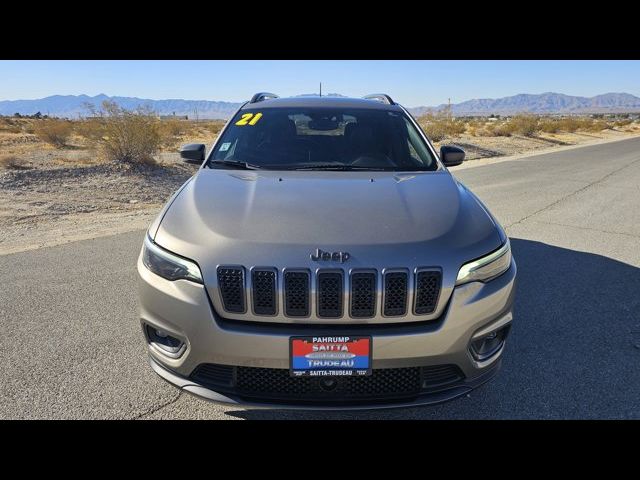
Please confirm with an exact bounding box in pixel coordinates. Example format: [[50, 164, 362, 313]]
[[209, 160, 261, 170], [293, 164, 391, 171]]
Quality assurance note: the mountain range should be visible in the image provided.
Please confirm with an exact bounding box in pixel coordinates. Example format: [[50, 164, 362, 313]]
[[1, 92, 640, 119]]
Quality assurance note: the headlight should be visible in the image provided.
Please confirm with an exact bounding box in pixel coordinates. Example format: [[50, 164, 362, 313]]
[[142, 234, 203, 284], [456, 240, 511, 286]]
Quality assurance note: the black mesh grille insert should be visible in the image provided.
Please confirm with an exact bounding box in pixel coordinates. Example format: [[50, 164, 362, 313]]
[[317, 272, 343, 318], [190, 363, 234, 388], [217, 267, 245, 313], [415, 270, 441, 315], [252, 270, 276, 315], [190, 364, 466, 405], [350, 272, 376, 318], [384, 272, 408, 316], [284, 271, 310, 317], [421, 364, 465, 389], [236, 367, 422, 402]]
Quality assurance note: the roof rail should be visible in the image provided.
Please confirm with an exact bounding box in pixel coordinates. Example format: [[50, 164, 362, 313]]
[[363, 93, 395, 105], [250, 92, 279, 103]]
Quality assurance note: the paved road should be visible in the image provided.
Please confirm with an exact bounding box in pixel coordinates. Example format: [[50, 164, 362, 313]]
[[2, 137, 640, 419]]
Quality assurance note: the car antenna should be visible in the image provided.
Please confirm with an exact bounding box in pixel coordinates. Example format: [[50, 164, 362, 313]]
[[319, 82, 322, 97]]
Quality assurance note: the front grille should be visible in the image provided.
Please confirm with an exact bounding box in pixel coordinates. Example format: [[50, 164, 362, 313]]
[[217, 267, 245, 313], [384, 272, 408, 316], [190, 363, 465, 404], [215, 264, 443, 320], [350, 272, 376, 318], [317, 272, 343, 318], [252, 269, 276, 315], [414, 270, 441, 315], [284, 271, 310, 317]]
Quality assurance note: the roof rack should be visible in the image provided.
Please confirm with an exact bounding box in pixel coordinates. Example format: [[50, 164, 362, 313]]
[[363, 93, 395, 105], [250, 92, 279, 103]]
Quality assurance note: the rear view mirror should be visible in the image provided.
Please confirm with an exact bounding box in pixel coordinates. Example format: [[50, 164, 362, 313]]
[[440, 145, 465, 167], [180, 143, 205, 164]]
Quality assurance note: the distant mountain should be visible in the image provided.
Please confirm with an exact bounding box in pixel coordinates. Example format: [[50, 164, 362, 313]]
[[2, 92, 640, 119], [410, 92, 640, 116], [0, 94, 243, 119]]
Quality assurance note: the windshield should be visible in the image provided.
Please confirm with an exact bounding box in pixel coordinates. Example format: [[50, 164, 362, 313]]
[[207, 108, 438, 171]]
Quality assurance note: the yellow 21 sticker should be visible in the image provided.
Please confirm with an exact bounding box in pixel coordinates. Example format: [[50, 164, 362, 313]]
[[235, 112, 263, 126]]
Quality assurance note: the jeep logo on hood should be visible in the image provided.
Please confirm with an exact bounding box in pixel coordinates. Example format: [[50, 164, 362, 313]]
[[310, 249, 350, 263]]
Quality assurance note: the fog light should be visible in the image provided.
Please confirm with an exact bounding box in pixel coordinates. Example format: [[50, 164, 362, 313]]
[[145, 325, 185, 358], [470, 325, 510, 362]]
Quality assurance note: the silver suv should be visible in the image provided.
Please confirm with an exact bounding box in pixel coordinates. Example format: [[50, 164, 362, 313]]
[[137, 93, 516, 409]]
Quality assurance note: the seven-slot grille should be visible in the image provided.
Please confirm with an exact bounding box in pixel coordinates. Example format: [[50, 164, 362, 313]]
[[216, 266, 442, 319]]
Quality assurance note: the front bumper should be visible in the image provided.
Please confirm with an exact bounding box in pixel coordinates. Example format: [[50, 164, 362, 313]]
[[138, 255, 516, 409]]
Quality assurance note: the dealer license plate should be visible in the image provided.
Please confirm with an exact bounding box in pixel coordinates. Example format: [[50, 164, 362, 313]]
[[290, 336, 372, 377]]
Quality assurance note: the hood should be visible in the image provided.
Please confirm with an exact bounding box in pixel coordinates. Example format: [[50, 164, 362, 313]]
[[154, 169, 502, 281]]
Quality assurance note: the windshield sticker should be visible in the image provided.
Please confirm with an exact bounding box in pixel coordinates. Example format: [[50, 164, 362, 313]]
[[219, 142, 231, 151], [235, 112, 263, 126]]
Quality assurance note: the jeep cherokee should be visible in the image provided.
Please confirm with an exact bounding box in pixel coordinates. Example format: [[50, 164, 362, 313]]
[[137, 92, 517, 409]]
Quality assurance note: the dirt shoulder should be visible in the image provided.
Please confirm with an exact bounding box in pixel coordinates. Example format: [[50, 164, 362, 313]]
[[1, 123, 639, 256]]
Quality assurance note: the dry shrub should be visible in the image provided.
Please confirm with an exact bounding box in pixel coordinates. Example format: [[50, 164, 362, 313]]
[[0, 155, 31, 170], [0, 118, 22, 133], [161, 118, 187, 137], [613, 118, 633, 128], [483, 122, 513, 137], [34, 119, 74, 147], [418, 107, 466, 142], [75, 118, 105, 142], [202, 120, 226, 136], [504, 114, 538, 137], [538, 118, 560, 134], [90, 101, 161, 165]]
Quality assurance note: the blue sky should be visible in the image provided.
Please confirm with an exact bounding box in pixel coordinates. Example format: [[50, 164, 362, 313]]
[[1, 60, 639, 107]]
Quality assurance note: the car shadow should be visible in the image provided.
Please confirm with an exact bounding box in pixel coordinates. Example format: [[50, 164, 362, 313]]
[[225, 238, 640, 419]]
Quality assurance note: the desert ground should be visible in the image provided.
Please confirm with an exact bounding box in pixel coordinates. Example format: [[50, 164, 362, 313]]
[[1, 114, 639, 255]]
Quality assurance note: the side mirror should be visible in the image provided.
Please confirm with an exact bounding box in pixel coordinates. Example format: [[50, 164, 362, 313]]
[[179, 143, 205, 164], [440, 145, 465, 167]]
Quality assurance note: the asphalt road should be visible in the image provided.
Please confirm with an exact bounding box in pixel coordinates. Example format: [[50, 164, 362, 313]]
[[2, 137, 640, 419]]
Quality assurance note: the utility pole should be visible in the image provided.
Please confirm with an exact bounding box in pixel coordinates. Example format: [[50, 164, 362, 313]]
[[320, 82, 322, 97]]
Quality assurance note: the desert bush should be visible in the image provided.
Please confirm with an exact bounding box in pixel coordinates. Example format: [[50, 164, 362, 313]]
[[34, 119, 74, 147], [613, 118, 633, 127], [0, 155, 30, 170], [89, 101, 161, 165], [538, 118, 560, 134], [0, 118, 22, 133], [482, 121, 513, 137], [504, 114, 539, 137], [203, 120, 226, 136], [418, 107, 466, 142], [75, 118, 106, 142], [161, 118, 187, 137]]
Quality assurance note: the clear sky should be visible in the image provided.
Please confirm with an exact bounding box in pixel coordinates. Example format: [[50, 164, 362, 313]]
[[1, 60, 639, 107]]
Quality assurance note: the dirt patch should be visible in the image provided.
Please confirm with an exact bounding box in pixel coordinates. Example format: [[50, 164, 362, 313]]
[[0, 159, 196, 254]]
